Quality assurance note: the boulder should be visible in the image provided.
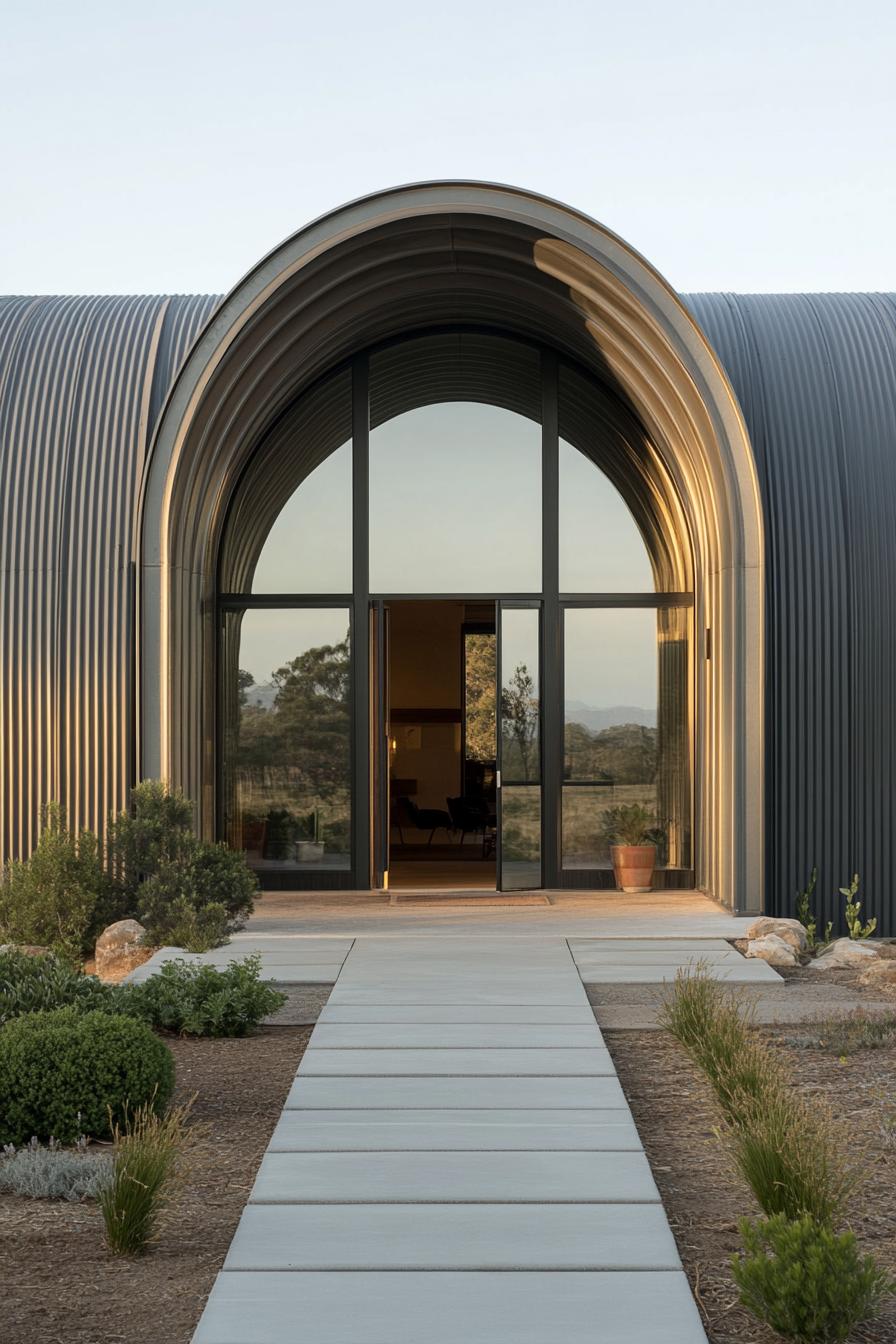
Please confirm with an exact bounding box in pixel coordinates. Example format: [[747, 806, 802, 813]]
[[746, 933, 799, 967], [94, 919, 148, 978], [857, 960, 896, 995], [808, 937, 879, 971], [744, 916, 808, 953]]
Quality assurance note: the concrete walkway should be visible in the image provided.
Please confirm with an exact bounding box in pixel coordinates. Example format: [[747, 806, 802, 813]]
[[192, 936, 708, 1344]]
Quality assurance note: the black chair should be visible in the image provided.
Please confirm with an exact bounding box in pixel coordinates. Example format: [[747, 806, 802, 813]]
[[393, 796, 453, 846], [446, 796, 494, 848]]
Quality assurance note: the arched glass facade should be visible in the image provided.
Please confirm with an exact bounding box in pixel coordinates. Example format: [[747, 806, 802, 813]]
[[218, 331, 693, 890]]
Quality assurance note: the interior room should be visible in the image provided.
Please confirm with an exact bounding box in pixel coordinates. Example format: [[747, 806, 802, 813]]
[[386, 600, 497, 891]]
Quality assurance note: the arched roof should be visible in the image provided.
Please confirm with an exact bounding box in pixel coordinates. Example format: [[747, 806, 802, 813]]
[[1, 248, 895, 926]]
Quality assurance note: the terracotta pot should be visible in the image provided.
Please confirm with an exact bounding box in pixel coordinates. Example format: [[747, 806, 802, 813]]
[[610, 843, 656, 893]]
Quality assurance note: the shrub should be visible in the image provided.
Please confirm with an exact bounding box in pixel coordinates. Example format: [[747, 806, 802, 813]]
[[731, 1214, 893, 1342], [0, 1007, 174, 1145], [840, 873, 877, 940], [795, 867, 832, 952], [0, 947, 123, 1025], [598, 804, 664, 847], [0, 1137, 111, 1201], [108, 781, 258, 951], [99, 1100, 194, 1255], [127, 955, 286, 1036], [0, 804, 105, 961]]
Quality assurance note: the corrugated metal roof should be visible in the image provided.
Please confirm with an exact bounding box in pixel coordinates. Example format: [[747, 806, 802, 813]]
[[1, 287, 895, 930]]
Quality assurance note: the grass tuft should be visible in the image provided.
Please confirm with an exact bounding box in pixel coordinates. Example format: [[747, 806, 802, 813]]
[[98, 1097, 195, 1255]]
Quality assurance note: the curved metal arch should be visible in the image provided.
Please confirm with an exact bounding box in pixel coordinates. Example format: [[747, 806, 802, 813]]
[[140, 181, 765, 911]]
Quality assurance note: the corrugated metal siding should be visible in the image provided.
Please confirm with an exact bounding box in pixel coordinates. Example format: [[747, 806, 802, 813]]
[[0, 294, 219, 861], [687, 293, 896, 933], [2, 286, 895, 935]]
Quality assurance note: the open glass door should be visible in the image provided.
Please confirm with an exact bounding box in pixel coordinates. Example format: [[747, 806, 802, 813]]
[[497, 602, 543, 890], [370, 600, 390, 889]]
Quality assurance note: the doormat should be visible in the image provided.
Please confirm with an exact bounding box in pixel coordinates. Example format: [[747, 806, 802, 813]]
[[392, 892, 551, 906]]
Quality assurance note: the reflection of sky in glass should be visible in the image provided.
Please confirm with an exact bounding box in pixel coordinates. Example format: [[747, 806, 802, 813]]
[[252, 442, 352, 593], [564, 608, 657, 719], [370, 403, 541, 593], [559, 440, 653, 592], [238, 608, 350, 687], [500, 607, 539, 698]]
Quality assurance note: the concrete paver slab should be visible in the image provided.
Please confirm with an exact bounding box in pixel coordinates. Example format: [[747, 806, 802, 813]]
[[268, 1107, 643, 1151], [297, 1046, 614, 1075], [192, 1270, 707, 1344], [307, 1023, 604, 1048], [316, 1004, 599, 1023], [285, 1074, 629, 1110], [224, 1202, 680, 1269], [250, 1149, 659, 1203]]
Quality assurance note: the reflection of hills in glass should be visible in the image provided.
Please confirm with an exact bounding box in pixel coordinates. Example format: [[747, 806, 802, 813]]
[[564, 718, 657, 786], [564, 700, 656, 731]]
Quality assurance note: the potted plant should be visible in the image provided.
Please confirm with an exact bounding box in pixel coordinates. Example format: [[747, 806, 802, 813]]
[[600, 805, 665, 893], [294, 809, 325, 863]]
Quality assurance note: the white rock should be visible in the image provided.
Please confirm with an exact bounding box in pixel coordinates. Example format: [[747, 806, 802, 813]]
[[857, 960, 896, 994], [95, 919, 148, 977], [744, 917, 808, 953], [746, 934, 799, 967], [808, 937, 879, 971]]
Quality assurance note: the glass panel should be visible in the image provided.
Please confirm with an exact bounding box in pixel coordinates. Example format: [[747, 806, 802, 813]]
[[559, 363, 654, 593], [561, 607, 691, 870], [500, 606, 541, 890], [463, 629, 497, 799], [369, 336, 541, 593], [501, 787, 541, 890], [253, 442, 352, 593], [218, 367, 352, 594], [221, 608, 352, 872], [559, 439, 654, 593]]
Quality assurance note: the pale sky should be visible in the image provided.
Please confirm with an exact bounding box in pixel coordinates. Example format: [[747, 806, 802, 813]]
[[3, 0, 894, 296]]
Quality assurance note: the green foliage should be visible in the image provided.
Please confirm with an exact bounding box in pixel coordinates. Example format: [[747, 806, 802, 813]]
[[599, 803, 664, 847], [126, 955, 286, 1037], [0, 804, 106, 961], [0, 1007, 174, 1145], [661, 968, 859, 1224], [725, 1086, 857, 1226], [108, 781, 257, 951], [463, 632, 497, 763], [795, 867, 832, 951], [731, 1214, 893, 1342], [0, 948, 122, 1025], [0, 1137, 111, 1201], [840, 873, 877, 940], [563, 720, 657, 787], [136, 841, 258, 950], [501, 662, 539, 782], [99, 1100, 193, 1255]]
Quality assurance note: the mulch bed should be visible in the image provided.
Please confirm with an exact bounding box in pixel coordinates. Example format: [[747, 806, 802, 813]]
[[0, 1026, 311, 1344], [605, 1028, 896, 1343]]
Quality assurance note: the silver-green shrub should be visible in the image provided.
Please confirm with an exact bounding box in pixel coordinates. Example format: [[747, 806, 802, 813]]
[[0, 1137, 111, 1201]]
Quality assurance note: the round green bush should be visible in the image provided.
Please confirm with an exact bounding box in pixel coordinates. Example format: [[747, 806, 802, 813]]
[[0, 1007, 174, 1145]]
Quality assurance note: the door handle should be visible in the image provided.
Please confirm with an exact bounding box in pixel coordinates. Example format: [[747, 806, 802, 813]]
[[496, 770, 501, 789]]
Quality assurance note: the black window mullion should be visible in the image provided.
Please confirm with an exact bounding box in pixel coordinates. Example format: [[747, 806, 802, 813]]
[[351, 354, 370, 888], [541, 351, 561, 888]]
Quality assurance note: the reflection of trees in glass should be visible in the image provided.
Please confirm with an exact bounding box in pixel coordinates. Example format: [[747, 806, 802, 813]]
[[564, 720, 657, 784], [501, 663, 539, 782], [234, 635, 352, 857], [464, 633, 496, 762]]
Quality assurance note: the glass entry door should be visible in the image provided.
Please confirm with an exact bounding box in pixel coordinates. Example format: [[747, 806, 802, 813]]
[[497, 602, 543, 890]]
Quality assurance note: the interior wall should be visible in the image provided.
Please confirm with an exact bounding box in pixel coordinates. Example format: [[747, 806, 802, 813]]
[[388, 602, 465, 815]]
